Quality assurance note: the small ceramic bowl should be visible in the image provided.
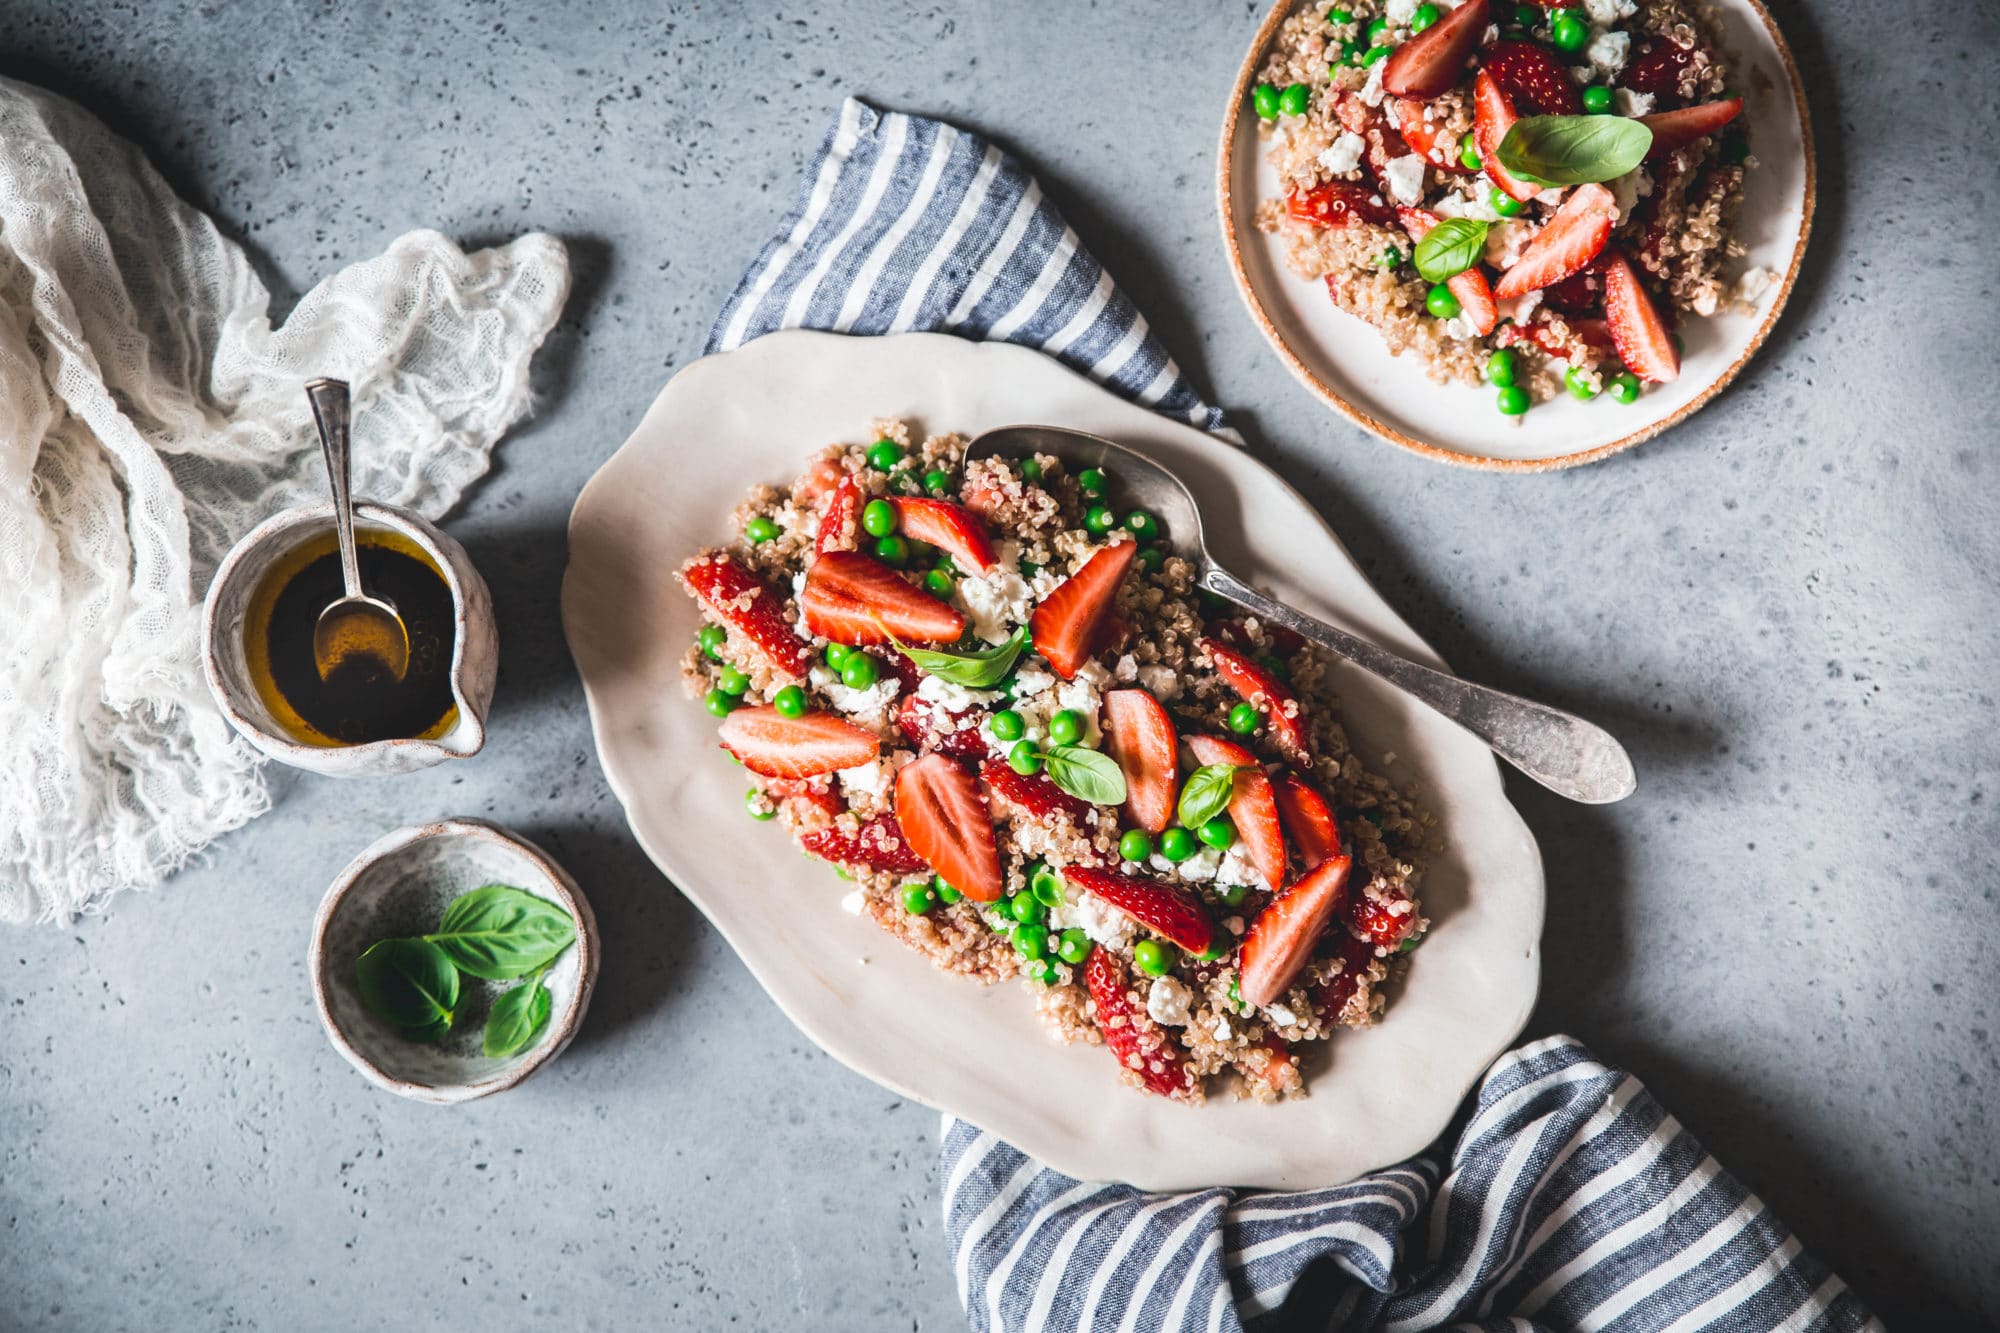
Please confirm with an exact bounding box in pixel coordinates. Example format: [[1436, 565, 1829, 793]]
[[202, 500, 498, 777], [310, 818, 599, 1103]]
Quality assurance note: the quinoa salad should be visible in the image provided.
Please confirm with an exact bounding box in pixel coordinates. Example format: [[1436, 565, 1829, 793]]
[[677, 422, 1429, 1104], [1251, 0, 1774, 417]]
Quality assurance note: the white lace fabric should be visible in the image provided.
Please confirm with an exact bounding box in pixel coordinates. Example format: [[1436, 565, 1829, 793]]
[[0, 78, 570, 924]]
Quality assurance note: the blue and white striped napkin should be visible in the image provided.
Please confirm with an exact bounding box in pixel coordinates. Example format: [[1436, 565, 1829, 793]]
[[710, 98, 1880, 1333]]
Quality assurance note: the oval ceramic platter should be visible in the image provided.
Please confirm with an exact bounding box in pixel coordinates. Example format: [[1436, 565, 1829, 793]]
[[563, 330, 1544, 1189], [1219, 0, 1814, 470]]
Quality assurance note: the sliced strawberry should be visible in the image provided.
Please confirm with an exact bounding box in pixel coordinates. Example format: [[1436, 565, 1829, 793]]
[[798, 814, 928, 874], [1240, 855, 1353, 1008], [1201, 639, 1313, 765], [815, 475, 864, 556], [1620, 38, 1698, 107], [1481, 38, 1582, 115], [1473, 72, 1542, 205], [1383, 0, 1488, 99], [896, 692, 991, 759], [1271, 772, 1343, 868], [1541, 267, 1603, 315], [1311, 931, 1381, 1025], [1285, 181, 1395, 229], [979, 758, 1090, 822], [894, 753, 1003, 901], [1602, 249, 1680, 383], [1184, 735, 1286, 892], [801, 549, 965, 646], [1493, 182, 1617, 300], [1102, 689, 1178, 834], [1085, 947, 1196, 1101], [890, 496, 997, 573], [1640, 98, 1743, 159], [1064, 866, 1217, 956], [1030, 540, 1137, 680], [1352, 886, 1423, 952], [717, 707, 880, 778], [1392, 99, 1474, 174], [680, 553, 811, 679]]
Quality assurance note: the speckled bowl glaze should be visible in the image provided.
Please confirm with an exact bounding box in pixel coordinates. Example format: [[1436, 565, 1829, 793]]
[[310, 819, 599, 1103], [201, 501, 497, 776]]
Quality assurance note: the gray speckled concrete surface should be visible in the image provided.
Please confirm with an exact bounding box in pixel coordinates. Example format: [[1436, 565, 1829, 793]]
[[1, 1, 1994, 1329]]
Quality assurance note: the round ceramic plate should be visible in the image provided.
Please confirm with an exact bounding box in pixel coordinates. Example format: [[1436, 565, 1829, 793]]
[[1218, 0, 1815, 470], [563, 330, 1544, 1189]]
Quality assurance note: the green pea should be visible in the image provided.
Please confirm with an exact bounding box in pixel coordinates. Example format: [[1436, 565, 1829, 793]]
[[1124, 510, 1160, 541], [1018, 457, 1044, 482], [1365, 16, 1390, 42], [1137, 547, 1165, 573], [1008, 740, 1044, 776], [902, 881, 937, 915], [1009, 891, 1047, 925], [866, 439, 904, 470], [715, 664, 750, 696], [1047, 709, 1084, 746], [1013, 922, 1048, 960], [1485, 347, 1519, 388], [1340, 38, 1365, 65], [990, 709, 1026, 742], [1326, 6, 1353, 24], [1133, 939, 1178, 977], [1057, 929, 1092, 965], [1159, 827, 1197, 862], [1018, 559, 1041, 580], [772, 684, 808, 717], [744, 515, 780, 544], [1278, 83, 1310, 117], [935, 876, 963, 904], [1565, 366, 1601, 401], [1252, 82, 1281, 121], [1119, 829, 1154, 863], [1218, 882, 1250, 907], [1582, 84, 1614, 114], [1610, 372, 1643, 404], [921, 468, 951, 496], [840, 654, 879, 689], [925, 569, 955, 598], [1085, 505, 1118, 535], [704, 688, 737, 718], [1362, 43, 1393, 64], [861, 498, 898, 538], [1410, 3, 1440, 31], [1227, 702, 1261, 735], [823, 642, 853, 670], [1512, 2, 1538, 25], [1490, 186, 1525, 218], [1029, 958, 1062, 985], [1199, 939, 1231, 962], [1198, 817, 1236, 850], [1031, 867, 1066, 906], [746, 788, 776, 820], [1077, 467, 1106, 495], [1377, 246, 1404, 269], [1459, 141, 1481, 170], [1426, 284, 1461, 320], [872, 534, 909, 566], [1497, 385, 1532, 416], [1551, 10, 1589, 50], [698, 624, 727, 659]]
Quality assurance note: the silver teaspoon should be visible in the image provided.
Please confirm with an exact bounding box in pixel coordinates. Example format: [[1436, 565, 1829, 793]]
[[965, 425, 1636, 805], [304, 377, 411, 683]]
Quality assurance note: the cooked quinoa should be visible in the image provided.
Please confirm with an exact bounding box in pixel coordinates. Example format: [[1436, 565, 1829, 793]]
[[678, 422, 1431, 1104]]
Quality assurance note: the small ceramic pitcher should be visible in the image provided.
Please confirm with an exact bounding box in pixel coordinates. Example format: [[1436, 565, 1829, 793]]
[[202, 501, 497, 777]]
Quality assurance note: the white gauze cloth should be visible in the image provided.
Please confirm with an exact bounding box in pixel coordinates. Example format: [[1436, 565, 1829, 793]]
[[0, 78, 569, 925]]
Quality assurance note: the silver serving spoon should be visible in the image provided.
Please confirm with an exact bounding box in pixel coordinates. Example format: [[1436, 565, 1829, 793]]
[[304, 378, 411, 683], [966, 425, 1636, 805]]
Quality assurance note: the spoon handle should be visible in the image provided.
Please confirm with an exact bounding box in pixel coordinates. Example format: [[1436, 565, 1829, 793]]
[[305, 378, 363, 601], [1203, 567, 1636, 805]]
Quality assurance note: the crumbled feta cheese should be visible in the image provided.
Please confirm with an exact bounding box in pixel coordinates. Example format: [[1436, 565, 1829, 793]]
[[1385, 0, 1416, 23], [1361, 57, 1387, 107], [1151, 846, 1222, 883], [1012, 664, 1057, 699], [1483, 217, 1533, 267], [840, 890, 865, 916], [915, 672, 1001, 712], [1213, 1017, 1233, 1041], [1443, 315, 1478, 341], [1382, 153, 1427, 206], [1536, 187, 1567, 207], [1050, 890, 1137, 949], [1317, 131, 1367, 176], [1634, 166, 1654, 198], [1216, 845, 1262, 889], [1614, 86, 1654, 117], [1113, 654, 1138, 683], [953, 543, 1035, 645], [1585, 30, 1629, 77], [838, 760, 887, 798], [1146, 976, 1192, 1027], [814, 665, 903, 720], [1136, 665, 1181, 701], [1435, 191, 1502, 223], [1495, 288, 1542, 327], [1054, 672, 1106, 746], [1582, 0, 1636, 22], [1733, 266, 1779, 307], [1266, 1003, 1299, 1027], [1609, 168, 1642, 217]]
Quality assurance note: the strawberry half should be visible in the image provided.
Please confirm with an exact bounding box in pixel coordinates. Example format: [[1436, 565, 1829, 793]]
[[1271, 772, 1343, 868], [1102, 688, 1178, 834], [816, 475, 864, 556], [1311, 931, 1381, 1025], [1602, 249, 1680, 383], [1481, 39, 1583, 115], [1493, 182, 1617, 299], [717, 706, 880, 778], [1085, 947, 1196, 1101], [1202, 639, 1314, 765], [680, 553, 811, 679], [894, 753, 1003, 901], [801, 549, 966, 646], [896, 692, 992, 759], [1383, 0, 1488, 100], [1030, 540, 1137, 680], [1185, 735, 1286, 893], [1640, 97, 1743, 159], [1620, 38, 1697, 107], [1352, 887, 1423, 952], [1064, 866, 1217, 956], [1392, 99, 1475, 174], [1473, 72, 1542, 205], [1397, 208, 1499, 336], [979, 758, 1091, 822], [1239, 855, 1353, 1008], [890, 496, 997, 573], [798, 813, 928, 874], [1285, 181, 1395, 229]]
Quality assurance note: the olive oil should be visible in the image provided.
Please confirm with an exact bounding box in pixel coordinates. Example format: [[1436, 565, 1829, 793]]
[[245, 529, 459, 746]]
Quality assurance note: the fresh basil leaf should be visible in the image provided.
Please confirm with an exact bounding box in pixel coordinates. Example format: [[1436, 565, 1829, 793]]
[[1177, 763, 1242, 831], [1413, 218, 1489, 283], [1497, 114, 1652, 185], [482, 975, 553, 1058], [890, 625, 1028, 688], [355, 938, 460, 1031], [428, 885, 576, 981], [1042, 744, 1128, 806]]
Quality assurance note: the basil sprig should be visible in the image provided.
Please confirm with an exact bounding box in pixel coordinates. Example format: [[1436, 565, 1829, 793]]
[[890, 625, 1028, 689], [355, 938, 460, 1039], [1497, 114, 1652, 185], [1414, 218, 1489, 283], [1177, 763, 1243, 831], [1043, 744, 1128, 806], [427, 884, 576, 980], [483, 967, 555, 1057]]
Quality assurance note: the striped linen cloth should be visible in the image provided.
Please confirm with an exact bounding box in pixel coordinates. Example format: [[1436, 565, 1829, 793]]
[[710, 99, 1880, 1333]]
